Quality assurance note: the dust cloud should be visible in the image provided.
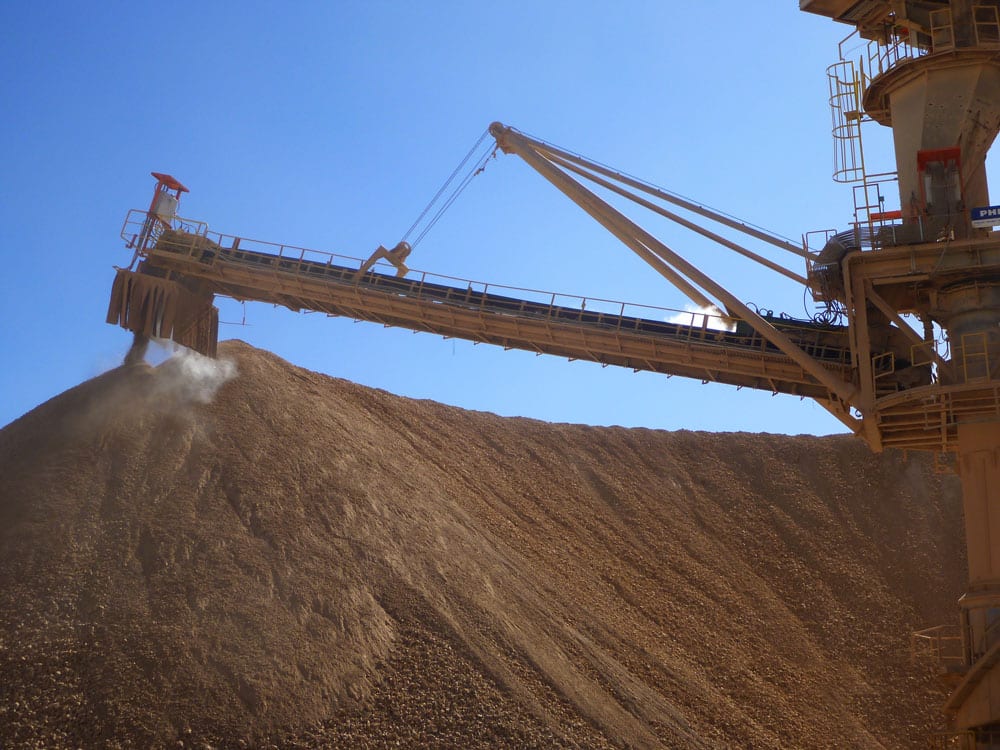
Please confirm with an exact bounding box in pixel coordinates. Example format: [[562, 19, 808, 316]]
[[667, 304, 736, 331], [156, 346, 238, 404]]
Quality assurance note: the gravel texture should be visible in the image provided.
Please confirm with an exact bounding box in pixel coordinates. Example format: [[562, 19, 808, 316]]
[[0, 340, 966, 748]]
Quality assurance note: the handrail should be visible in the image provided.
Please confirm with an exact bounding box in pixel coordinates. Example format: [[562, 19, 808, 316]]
[[865, 26, 926, 80], [129, 222, 869, 380], [929, 730, 975, 750], [124, 209, 850, 341], [911, 624, 965, 667]]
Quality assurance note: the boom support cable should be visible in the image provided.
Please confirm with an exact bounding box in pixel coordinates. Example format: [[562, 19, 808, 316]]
[[402, 130, 496, 249], [517, 128, 808, 258], [545, 151, 808, 284], [489, 122, 858, 405]]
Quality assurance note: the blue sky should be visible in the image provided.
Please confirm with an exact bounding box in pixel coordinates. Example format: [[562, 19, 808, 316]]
[[1, 3, 923, 434]]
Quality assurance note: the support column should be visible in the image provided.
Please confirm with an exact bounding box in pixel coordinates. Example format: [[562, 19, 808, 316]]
[[959, 423, 1000, 591], [952, 422, 1000, 735]]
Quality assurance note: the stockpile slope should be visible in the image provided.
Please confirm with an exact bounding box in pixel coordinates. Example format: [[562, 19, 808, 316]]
[[0, 340, 965, 749]]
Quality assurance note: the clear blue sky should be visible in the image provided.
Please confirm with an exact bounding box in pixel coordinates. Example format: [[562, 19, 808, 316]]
[[0, 2, 954, 434]]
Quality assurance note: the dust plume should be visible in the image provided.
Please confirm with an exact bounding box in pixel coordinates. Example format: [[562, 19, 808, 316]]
[[155, 346, 238, 404], [667, 304, 736, 331]]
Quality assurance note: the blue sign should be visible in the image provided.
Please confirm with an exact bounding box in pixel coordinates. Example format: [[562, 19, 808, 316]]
[[971, 206, 1000, 227]]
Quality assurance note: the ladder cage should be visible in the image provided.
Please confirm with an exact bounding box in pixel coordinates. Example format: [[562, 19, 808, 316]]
[[828, 60, 866, 184]]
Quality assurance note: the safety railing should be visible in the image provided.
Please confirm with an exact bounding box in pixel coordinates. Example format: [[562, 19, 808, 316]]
[[912, 625, 966, 670], [911, 339, 947, 370], [858, 25, 927, 82], [872, 340, 942, 395], [121, 208, 209, 254], [872, 351, 898, 393], [929, 731, 975, 750], [803, 229, 837, 255], [869, 330, 1000, 397], [802, 231, 840, 302], [856, 5, 1000, 86], [123, 210, 863, 367], [803, 212, 965, 282], [957, 331, 997, 383], [930, 728, 1000, 749], [138, 212, 1000, 392]]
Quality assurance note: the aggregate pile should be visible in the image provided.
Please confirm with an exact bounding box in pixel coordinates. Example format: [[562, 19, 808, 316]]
[[0, 341, 966, 749]]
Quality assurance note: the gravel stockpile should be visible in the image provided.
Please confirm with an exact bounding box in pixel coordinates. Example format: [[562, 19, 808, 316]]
[[0, 341, 965, 748]]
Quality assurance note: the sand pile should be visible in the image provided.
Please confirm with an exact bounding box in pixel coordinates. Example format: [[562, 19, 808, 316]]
[[0, 341, 965, 748]]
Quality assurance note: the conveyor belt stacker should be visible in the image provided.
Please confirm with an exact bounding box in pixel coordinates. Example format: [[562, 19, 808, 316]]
[[107, 2, 1000, 742]]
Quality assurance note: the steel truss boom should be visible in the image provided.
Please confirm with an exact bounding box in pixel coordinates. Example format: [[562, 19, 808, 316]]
[[108, 224, 869, 409], [487, 122, 858, 406], [506, 126, 809, 259]]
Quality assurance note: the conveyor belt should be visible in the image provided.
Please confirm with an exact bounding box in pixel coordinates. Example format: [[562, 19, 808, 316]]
[[113, 228, 873, 401], [164, 230, 853, 359]]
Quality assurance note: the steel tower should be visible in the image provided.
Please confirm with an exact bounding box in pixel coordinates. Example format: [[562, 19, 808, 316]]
[[804, 1, 1000, 744]]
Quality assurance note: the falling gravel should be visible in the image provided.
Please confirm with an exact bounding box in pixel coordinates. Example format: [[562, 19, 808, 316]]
[[0, 340, 966, 748]]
